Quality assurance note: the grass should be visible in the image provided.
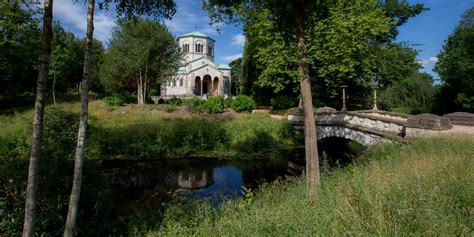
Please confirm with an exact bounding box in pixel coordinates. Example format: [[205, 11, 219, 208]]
[[151, 136, 474, 236], [0, 100, 296, 160]]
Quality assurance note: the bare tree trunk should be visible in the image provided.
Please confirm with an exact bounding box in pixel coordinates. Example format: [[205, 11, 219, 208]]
[[52, 74, 57, 105], [22, 1, 53, 236], [137, 72, 144, 105], [64, 0, 94, 236], [294, 0, 321, 193]]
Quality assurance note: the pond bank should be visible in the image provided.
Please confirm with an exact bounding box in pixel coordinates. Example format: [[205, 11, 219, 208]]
[[153, 136, 474, 236]]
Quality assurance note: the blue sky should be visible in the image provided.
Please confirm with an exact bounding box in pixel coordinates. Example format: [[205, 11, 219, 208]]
[[52, 0, 473, 76], [397, 0, 474, 79]]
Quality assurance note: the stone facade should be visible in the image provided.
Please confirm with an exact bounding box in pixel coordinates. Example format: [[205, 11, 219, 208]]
[[161, 31, 232, 98]]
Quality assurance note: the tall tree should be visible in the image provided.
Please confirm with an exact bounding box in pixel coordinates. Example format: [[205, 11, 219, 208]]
[[0, 2, 41, 110], [434, 7, 474, 113], [205, 0, 327, 191], [64, 1, 176, 235], [22, 0, 53, 236], [100, 19, 180, 104]]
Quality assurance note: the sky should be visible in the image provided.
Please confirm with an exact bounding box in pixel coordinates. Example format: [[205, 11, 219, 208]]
[[51, 0, 473, 77]]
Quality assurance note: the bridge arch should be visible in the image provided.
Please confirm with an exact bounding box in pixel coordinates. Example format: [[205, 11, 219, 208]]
[[317, 126, 386, 147]]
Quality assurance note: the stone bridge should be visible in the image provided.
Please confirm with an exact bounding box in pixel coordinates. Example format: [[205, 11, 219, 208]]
[[288, 107, 474, 147]]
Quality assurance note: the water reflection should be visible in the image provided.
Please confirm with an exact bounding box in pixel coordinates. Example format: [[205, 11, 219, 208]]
[[178, 168, 214, 189], [87, 143, 361, 235]]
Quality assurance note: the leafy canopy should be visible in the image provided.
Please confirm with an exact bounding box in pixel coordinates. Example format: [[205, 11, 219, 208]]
[[434, 7, 474, 112], [100, 19, 180, 93]]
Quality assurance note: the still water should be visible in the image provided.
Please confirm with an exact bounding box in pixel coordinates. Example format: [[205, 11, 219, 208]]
[[85, 139, 363, 234]]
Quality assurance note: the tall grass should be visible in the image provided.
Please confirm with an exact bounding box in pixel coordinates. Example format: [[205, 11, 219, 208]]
[[0, 101, 296, 160], [154, 136, 474, 236]]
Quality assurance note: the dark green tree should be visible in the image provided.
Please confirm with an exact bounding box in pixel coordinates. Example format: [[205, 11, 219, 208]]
[[380, 72, 435, 114], [229, 57, 242, 95], [100, 19, 180, 104], [49, 23, 104, 101], [0, 2, 41, 110], [434, 7, 474, 112]]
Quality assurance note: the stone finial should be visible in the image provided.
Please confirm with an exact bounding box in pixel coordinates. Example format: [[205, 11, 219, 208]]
[[406, 114, 452, 130]]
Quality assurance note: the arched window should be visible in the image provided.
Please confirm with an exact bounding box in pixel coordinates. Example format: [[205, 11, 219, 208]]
[[208, 46, 213, 56], [172, 80, 176, 87], [195, 43, 204, 53], [179, 79, 183, 87], [182, 44, 189, 53]]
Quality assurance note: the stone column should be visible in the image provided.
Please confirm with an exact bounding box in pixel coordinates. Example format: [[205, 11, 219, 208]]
[[211, 79, 214, 96], [200, 78, 203, 96]]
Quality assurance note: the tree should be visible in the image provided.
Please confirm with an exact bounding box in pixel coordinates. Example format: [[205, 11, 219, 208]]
[[64, 1, 177, 236], [377, 0, 426, 42], [228, 58, 242, 95], [205, 0, 326, 191], [434, 7, 474, 112], [380, 72, 435, 114], [0, 2, 41, 110], [49, 22, 104, 101], [100, 19, 180, 104], [22, 0, 53, 236]]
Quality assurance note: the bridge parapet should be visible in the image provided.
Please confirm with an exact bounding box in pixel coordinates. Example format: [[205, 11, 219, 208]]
[[287, 107, 470, 146]]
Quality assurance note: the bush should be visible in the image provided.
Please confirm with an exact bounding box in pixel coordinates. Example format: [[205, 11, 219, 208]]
[[42, 107, 80, 158], [204, 96, 225, 114], [224, 97, 233, 109], [103, 96, 124, 106], [165, 105, 177, 113], [168, 96, 183, 106], [270, 96, 298, 110], [183, 97, 205, 113], [231, 95, 256, 113]]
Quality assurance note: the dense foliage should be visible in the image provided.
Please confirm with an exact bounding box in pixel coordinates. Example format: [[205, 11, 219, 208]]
[[434, 7, 474, 113], [100, 19, 180, 104], [232, 0, 430, 111], [231, 95, 256, 113], [0, 2, 41, 110]]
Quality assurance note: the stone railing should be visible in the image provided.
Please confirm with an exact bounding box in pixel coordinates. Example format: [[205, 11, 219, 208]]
[[287, 107, 465, 139]]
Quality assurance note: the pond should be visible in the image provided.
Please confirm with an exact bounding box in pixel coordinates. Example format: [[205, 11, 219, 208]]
[[83, 139, 364, 235]]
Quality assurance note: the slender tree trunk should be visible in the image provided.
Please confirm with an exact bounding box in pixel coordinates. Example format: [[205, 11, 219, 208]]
[[52, 74, 56, 105], [64, 0, 94, 236], [294, 0, 321, 193], [137, 72, 144, 105], [22, 1, 53, 236]]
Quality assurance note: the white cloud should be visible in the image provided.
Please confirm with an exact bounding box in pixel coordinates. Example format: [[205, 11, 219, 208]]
[[419, 57, 439, 68], [163, 0, 219, 36], [221, 53, 243, 62], [53, 1, 115, 43], [231, 33, 245, 47]]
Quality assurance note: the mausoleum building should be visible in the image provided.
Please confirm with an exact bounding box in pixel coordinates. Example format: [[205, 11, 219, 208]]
[[161, 31, 232, 98]]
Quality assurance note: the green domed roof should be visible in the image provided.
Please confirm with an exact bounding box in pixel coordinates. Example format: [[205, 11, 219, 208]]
[[178, 31, 214, 41], [218, 64, 231, 70]]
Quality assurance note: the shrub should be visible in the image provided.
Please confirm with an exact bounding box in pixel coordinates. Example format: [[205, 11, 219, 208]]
[[224, 97, 233, 109], [168, 96, 183, 106], [204, 96, 225, 114], [183, 97, 205, 113], [165, 105, 177, 113], [103, 96, 124, 106], [231, 95, 256, 113], [42, 107, 80, 158], [270, 96, 298, 110]]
